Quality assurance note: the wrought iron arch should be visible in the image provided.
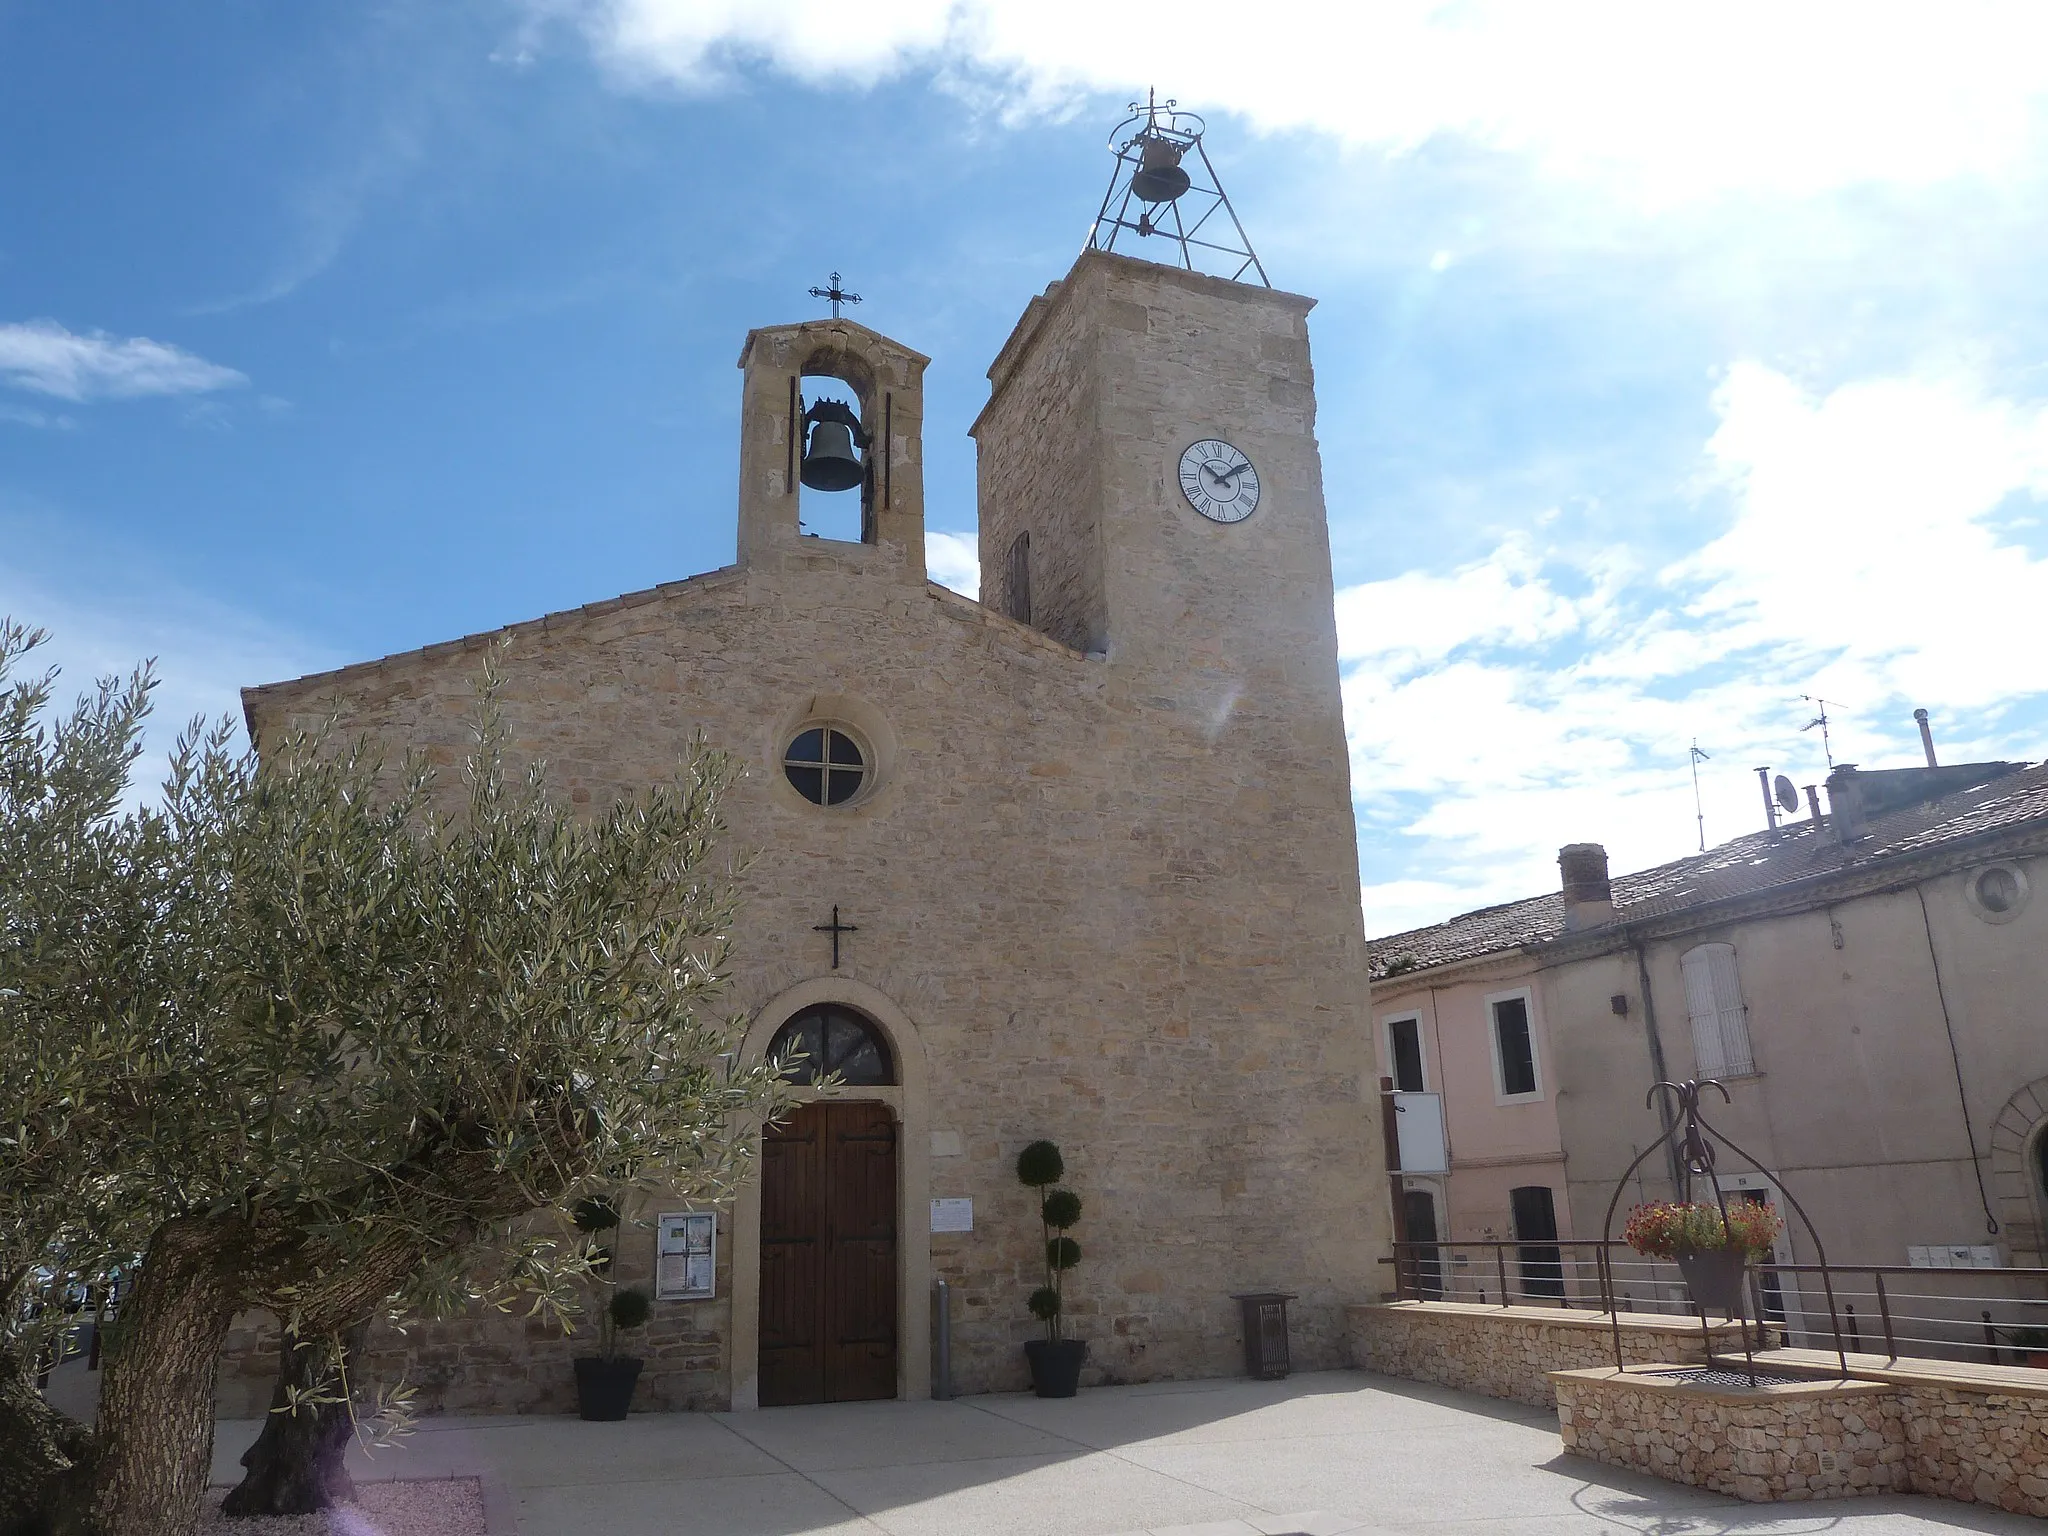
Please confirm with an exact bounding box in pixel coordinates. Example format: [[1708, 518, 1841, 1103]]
[[1597, 1078, 1847, 1377]]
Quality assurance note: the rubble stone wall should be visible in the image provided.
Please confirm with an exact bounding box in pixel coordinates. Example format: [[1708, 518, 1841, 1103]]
[[1554, 1367, 2048, 1516], [1345, 1301, 1753, 1408], [1894, 1382, 2048, 1517], [1554, 1369, 1909, 1501]]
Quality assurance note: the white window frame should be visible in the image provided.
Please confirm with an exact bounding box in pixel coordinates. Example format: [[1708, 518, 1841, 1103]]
[[1379, 1010, 1428, 1093], [1679, 941, 1757, 1079], [1484, 986, 1544, 1105]]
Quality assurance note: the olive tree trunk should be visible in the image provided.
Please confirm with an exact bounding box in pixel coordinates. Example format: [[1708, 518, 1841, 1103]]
[[56, 1219, 244, 1536], [0, 1348, 90, 1536], [219, 1320, 370, 1516]]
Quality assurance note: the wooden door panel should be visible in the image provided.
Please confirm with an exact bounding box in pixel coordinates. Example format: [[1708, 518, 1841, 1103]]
[[757, 1099, 898, 1407], [757, 1105, 824, 1407], [824, 1102, 898, 1402]]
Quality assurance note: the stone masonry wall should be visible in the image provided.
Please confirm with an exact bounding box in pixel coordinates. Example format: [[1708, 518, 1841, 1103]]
[[973, 274, 1103, 653], [1895, 1382, 2048, 1517], [1554, 1370, 1910, 1501], [1346, 1302, 1753, 1408], [218, 1209, 731, 1418]]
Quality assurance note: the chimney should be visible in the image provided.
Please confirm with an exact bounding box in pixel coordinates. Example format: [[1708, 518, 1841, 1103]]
[[1914, 708, 1939, 768], [1755, 766, 1781, 835], [1825, 763, 1869, 843], [1559, 843, 1616, 930], [1805, 783, 1825, 826]]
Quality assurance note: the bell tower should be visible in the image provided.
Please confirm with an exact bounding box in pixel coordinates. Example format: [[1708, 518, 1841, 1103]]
[[971, 97, 1328, 676], [735, 316, 928, 580], [972, 251, 1333, 682]]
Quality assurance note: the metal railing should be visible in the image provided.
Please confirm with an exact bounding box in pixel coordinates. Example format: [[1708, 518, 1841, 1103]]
[[1386, 1239, 2048, 1369]]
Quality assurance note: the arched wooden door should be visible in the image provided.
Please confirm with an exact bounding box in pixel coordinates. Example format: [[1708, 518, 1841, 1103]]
[[758, 1100, 898, 1406]]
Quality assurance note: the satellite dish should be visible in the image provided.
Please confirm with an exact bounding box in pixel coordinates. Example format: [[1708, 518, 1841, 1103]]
[[1774, 774, 1799, 813]]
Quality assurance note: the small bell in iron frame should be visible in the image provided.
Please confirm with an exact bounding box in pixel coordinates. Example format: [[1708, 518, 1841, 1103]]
[[1131, 135, 1191, 203]]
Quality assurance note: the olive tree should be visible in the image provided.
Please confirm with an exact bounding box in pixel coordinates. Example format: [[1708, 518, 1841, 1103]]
[[0, 628, 788, 1536], [0, 621, 160, 1532]]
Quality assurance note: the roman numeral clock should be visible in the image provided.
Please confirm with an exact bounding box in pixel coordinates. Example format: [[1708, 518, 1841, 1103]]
[[1178, 438, 1261, 523]]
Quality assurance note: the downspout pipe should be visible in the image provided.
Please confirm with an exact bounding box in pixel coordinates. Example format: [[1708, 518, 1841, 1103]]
[[1634, 938, 1682, 1193]]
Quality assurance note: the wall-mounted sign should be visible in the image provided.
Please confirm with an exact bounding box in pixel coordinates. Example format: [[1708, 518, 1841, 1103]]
[[656, 1211, 717, 1300], [930, 1198, 974, 1233]]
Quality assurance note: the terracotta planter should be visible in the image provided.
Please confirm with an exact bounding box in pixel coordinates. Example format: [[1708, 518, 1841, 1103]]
[[574, 1356, 643, 1420], [1674, 1248, 1747, 1317], [1024, 1338, 1087, 1398]]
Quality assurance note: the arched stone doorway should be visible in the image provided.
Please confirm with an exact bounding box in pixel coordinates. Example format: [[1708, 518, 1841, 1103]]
[[1989, 1075, 2048, 1263], [729, 978, 931, 1410]]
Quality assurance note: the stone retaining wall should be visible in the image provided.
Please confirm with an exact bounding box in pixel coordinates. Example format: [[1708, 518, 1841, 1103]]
[[1355, 1299, 2048, 1517], [1345, 1302, 1755, 1408], [1894, 1381, 2048, 1516], [1553, 1368, 1909, 1501], [1553, 1367, 2048, 1516]]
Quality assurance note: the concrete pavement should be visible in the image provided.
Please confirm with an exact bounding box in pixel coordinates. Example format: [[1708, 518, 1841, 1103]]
[[199, 1370, 2046, 1536]]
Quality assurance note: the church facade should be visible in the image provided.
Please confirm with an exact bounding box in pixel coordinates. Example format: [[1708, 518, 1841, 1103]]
[[227, 247, 1385, 1414]]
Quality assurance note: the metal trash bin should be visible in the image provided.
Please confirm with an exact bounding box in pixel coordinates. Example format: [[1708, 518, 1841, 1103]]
[[1231, 1291, 1297, 1380]]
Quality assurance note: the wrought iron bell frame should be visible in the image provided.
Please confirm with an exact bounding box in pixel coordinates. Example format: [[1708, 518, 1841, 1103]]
[[1086, 91, 1270, 287]]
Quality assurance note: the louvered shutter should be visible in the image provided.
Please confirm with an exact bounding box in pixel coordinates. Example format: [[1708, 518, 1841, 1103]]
[[1680, 943, 1754, 1079]]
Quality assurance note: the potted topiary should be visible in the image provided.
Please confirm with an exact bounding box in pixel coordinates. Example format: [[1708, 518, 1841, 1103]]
[[1017, 1139, 1086, 1398], [1623, 1199, 1782, 1316], [571, 1194, 654, 1420]]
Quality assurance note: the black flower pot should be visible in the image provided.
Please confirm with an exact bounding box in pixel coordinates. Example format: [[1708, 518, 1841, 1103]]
[[575, 1356, 644, 1421], [1675, 1249, 1747, 1317], [1024, 1338, 1087, 1398]]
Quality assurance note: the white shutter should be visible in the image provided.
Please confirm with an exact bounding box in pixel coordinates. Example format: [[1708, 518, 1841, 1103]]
[[1680, 943, 1753, 1079]]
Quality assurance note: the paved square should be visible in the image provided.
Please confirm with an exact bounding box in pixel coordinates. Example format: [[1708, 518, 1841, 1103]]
[[208, 1371, 2042, 1535]]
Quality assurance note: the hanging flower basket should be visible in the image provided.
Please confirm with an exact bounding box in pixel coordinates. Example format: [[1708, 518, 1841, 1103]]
[[1624, 1200, 1782, 1317]]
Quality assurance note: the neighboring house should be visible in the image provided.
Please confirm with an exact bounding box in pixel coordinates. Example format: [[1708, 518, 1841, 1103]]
[[1370, 754, 2048, 1286]]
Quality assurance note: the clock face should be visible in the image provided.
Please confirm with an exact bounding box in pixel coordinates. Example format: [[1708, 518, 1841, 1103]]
[[1178, 439, 1261, 523]]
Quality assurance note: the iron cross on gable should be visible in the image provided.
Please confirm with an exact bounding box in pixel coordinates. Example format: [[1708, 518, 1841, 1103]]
[[808, 272, 861, 319], [812, 904, 858, 969]]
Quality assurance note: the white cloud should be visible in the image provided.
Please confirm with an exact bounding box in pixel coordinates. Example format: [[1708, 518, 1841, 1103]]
[[1681, 364, 2048, 708], [0, 403, 78, 431], [549, 0, 2048, 200], [925, 529, 980, 597], [0, 321, 248, 403], [1348, 362, 2048, 935], [1335, 533, 1582, 669]]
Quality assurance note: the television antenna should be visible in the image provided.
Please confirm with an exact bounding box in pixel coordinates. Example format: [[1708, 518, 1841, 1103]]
[[1687, 741, 1711, 852], [1799, 696, 1836, 769]]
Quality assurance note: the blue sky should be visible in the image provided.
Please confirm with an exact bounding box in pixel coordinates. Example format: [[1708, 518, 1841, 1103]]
[[6, 2, 2048, 934]]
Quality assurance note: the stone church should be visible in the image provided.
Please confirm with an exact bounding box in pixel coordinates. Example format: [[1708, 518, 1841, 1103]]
[[226, 238, 1385, 1414]]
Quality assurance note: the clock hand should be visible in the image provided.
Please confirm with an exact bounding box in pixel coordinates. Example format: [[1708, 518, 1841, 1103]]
[[1217, 461, 1251, 482]]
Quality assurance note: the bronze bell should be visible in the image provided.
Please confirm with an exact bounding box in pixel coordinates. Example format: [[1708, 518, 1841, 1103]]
[[800, 400, 865, 492], [1132, 136, 1190, 203]]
